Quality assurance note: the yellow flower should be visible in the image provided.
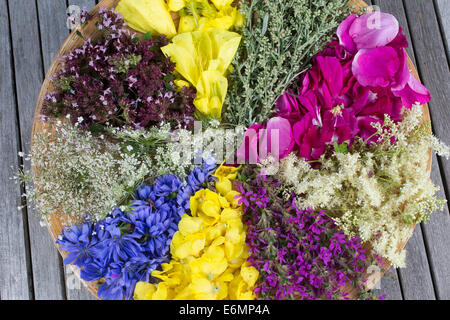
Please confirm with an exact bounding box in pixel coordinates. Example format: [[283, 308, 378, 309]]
[[134, 282, 156, 300], [229, 274, 256, 300], [240, 263, 259, 288], [170, 231, 206, 259], [190, 244, 228, 279], [197, 5, 245, 31], [190, 277, 224, 300], [194, 71, 228, 119], [216, 178, 232, 196], [178, 215, 203, 236], [168, 0, 186, 12], [174, 79, 191, 90], [178, 15, 196, 34], [198, 15, 234, 31], [190, 189, 225, 225], [161, 29, 241, 118], [225, 190, 241, 208], [116, 0, 176, 38], [214, 164, 241, 181], [210, 0, 234, 10]]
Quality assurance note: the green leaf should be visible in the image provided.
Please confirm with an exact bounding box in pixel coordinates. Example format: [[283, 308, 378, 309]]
[[75, 30, 85, 41], [334, 141, 349, 154], [261, 13, 269, 37], [142, 31, 153, 41], [89, 123, 105, 133]]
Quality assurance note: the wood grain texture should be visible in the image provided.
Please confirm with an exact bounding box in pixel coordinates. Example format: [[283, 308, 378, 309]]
[[371, 267, 403, 300], [435, 0, 450, 60], [403, 0, 450, 194], [402, 0, 450, 300], [399, 227, 435, 299], [31, 0, 433, 299], [421, 154, 450, 299], [0, 0, 32, 300], [8, 0, 65, 300]]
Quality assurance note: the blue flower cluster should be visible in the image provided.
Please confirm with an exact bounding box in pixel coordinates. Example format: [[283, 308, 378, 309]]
[[57, 161, 216, 300]]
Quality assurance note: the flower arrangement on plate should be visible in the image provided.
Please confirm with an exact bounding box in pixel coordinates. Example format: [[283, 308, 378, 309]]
[[15, 0, 449, 300]]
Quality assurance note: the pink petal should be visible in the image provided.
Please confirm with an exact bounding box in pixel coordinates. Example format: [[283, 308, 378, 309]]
[[337, 14, 357, 53], [387, 27, 408, 49], [392, 74, 431, 108], [317, 56, 344, 97], [236, 124, 264, 164], [275, 90, 301, 119], [293, 115, 313, 147], [259, 117, 295, 160], [392, 49, 410, 90], [352, 46, 400, 87], [357, 116, 383, 143], [349, 12, 399, 50]]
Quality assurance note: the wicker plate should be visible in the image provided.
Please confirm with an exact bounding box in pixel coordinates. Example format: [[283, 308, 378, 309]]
[[32, 0, 432, 299]]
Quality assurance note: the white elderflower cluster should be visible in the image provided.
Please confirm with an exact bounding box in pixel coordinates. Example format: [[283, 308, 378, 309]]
[[273, 106, 448, 267]]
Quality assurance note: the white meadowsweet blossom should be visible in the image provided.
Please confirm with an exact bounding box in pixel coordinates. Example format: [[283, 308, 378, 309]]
[[272, 106, 448, 267]]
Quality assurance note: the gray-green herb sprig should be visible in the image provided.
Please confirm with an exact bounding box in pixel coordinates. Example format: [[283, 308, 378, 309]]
[[224, 0, 351, 127]]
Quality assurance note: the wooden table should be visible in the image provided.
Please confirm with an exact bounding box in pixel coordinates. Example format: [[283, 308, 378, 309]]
[[0, 0, 449, 300]]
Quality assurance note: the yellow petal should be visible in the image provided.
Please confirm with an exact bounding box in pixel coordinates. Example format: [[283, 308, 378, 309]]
[[190, 277, 218, 300], [211, 0, 234, 10], [161, 33, 200, 85], [213, 164, 241, 181], [240, 264, 259, 288], [216, 178, 232, 196], [151, 282, 169, 300], [134, 282, 155, 300], [178, 215, 203, 236], [168, 0, 185, 12], [116, 0, 176, 38], [221, 208, 241, 222], [178, 15, 196, 34], [225, 190, 241, 208]]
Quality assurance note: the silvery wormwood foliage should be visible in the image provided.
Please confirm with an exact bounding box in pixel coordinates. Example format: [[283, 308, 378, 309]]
[[224, 0, 351, 127]]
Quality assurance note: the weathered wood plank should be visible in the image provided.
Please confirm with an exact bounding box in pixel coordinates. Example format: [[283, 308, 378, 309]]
[[398, 227, 436, 299], [371, 267, 403, 300], [37, 0, 68, 71], [0, 0, 32, 300], [8, 0, 65, 300], [68, 0, 98, 11], [64, 265, 97, 300], [435, 0, 450, 60], [403, 0, 450, 194], [421, 154, 450, 300], [402, 0, 450, 300]]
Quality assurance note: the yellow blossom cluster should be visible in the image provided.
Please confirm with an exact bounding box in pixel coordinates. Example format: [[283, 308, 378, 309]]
[[116, 0, 244, 38], [134, 165, 259, 300], [116, 0, 243, 120], [161, 29, 241, 119]]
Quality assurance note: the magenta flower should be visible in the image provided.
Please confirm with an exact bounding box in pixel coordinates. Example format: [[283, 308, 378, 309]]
[[338, 13, 399, 53], [237, 118, 294, 163], [272, 11, 431, 161]]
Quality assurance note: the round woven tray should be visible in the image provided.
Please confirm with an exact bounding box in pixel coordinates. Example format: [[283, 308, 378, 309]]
[[32, 0, 432, 299]]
